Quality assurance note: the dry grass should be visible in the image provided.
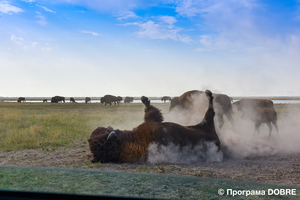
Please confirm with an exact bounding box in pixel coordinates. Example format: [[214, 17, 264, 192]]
[[0, 102, 169, 151]]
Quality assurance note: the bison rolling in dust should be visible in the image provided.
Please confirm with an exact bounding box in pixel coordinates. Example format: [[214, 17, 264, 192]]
[[88, 90, 220, 163]]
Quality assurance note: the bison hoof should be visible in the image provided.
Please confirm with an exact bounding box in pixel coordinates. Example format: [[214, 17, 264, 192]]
[[205, 90, 213, 97]]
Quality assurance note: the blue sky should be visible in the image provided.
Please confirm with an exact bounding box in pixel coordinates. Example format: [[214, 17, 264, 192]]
[[0, 0, 300, 97]]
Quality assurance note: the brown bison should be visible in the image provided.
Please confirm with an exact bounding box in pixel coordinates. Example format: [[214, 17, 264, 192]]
[[233, 99, 274, 112], [70, 97, 76, 103], [43, 99, 47, 103], [234, 99, 278, 137], [51, 96, 65, 103], [101, 95, 120, 106], [169, 90, 234, 130], [116, 96, 123, 104], [88, 90, 220, 163], [124, 97, 134, 103], [161, 96, 172, 102], [85, 97, 91, 104], [17, 97, 26, 103]]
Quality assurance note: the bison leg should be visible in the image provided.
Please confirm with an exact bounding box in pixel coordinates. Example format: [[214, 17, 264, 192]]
[[254, 121, 262, 135], [216, 112, 224, 129], [272, 120, 279, 134], [266, 122, 272, 138], [225, 112, 235, 131], [202, 90, 215, 123]]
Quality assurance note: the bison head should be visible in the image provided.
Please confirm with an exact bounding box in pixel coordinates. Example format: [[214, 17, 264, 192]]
[[88, 127, 124, 163]]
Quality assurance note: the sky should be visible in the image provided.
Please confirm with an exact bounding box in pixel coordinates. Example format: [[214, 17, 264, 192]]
[[0, 0, 300, 97]]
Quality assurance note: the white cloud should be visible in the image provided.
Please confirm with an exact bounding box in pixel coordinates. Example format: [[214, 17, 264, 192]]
[[36, 5, 56, 14], [10, 34, 38, 51], [31, 42, 38, 47], [79, 30, 99, 36], [117, 11, 138, 20], [159, 16, 177, 25], [172, 0, 298, 53], [174, 0, 258, 17], [11, 34, 25, 45], [36, 15, 47, 25], [121, 20, 193, 43], [0, 1, 23, 14]]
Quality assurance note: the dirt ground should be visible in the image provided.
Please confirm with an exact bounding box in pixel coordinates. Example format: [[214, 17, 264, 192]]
[[1, 142, 300, 187]]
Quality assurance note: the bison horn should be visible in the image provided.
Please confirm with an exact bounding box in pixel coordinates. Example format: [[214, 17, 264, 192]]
[[107, 131, 116, 140]]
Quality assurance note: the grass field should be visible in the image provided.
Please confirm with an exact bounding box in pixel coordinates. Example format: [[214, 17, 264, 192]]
[[1, 102, 300, 199], [0, 102, 296, 151], [0, 102, 171, 151]]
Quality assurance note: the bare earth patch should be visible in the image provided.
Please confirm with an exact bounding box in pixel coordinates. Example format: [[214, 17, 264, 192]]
[[1, 143, 300, 187]]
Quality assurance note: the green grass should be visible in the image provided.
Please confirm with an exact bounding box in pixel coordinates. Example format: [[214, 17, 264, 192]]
[[0, 166, 299, 199], [0, 102, 165, 151], [0, 102, 297, 151]]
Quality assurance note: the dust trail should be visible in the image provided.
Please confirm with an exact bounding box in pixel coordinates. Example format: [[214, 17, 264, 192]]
[[163, 93, 300, 162], [220, 105, 300, 159], [147, 142, 223, 164]]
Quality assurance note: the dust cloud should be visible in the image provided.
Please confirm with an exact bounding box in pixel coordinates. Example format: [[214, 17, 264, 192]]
[[147, 93, 300, 164], [147, 142, 223, 164]]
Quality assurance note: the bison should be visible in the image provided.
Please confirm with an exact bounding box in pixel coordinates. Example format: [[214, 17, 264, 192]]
[[43, 99, 47, 103], [234, 99, 278, 137], [169, 90, 234, 130], [85, 97, 91, 104], [17, 97, 26, 103], [51, 96, 65, 103], [70, 97, 76, 103], [124, 97, 134, 103], [161, 96, 172, 102], [101, 95, 120, 106], [88, 90, 220, 163], [233, 99, 274, 112], [116, 96, 123, 104]]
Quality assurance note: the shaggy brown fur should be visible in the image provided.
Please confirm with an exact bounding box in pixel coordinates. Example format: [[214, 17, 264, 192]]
[[169, 90, 234, 130], [88, 90, 220, 163]]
